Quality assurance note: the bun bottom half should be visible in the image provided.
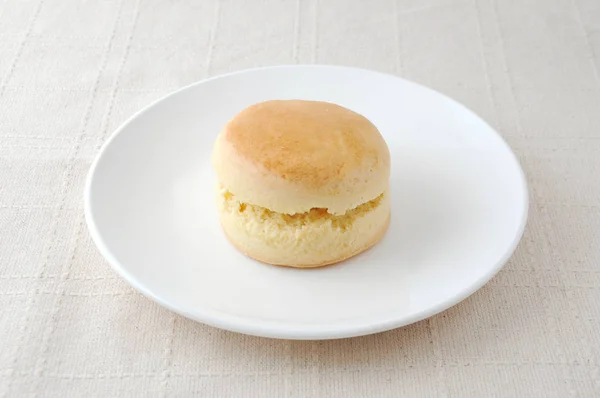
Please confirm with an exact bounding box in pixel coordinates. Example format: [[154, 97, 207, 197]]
[[216, 188, 391, 268]]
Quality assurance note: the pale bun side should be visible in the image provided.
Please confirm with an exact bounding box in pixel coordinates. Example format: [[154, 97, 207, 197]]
[[217, 187, 391, 268], [212, 100, 390, 215]]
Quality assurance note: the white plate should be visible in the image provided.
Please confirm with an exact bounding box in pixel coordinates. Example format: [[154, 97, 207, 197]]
[[85, 65, 528, 340]]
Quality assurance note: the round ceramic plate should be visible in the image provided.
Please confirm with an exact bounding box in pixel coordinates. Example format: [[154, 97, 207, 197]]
[[85, 65, 528, 340]]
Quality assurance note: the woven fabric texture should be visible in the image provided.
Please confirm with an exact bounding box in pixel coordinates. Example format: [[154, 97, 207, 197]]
[[1, 0, 600, 396]]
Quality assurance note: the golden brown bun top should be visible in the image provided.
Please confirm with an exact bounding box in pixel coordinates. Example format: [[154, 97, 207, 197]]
[[212, 100, 390, 215], [225, 100, 385, 188]]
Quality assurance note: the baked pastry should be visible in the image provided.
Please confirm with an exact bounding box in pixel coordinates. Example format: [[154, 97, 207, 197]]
[[212, 100, 390, 267]]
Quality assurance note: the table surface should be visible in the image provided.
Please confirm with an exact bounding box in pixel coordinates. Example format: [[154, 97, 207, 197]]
[[1, 0, 600, 396]]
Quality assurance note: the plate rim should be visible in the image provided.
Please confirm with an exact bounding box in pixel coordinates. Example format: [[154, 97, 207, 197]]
[[84, 64, 529, 340]]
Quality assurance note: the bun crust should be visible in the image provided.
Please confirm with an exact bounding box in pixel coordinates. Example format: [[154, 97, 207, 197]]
[[212, 100, 391, 268], [212, 100, 390, 215]]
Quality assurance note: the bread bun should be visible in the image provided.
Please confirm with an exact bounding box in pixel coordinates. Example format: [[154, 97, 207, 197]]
[[212, 100, 390, 267]]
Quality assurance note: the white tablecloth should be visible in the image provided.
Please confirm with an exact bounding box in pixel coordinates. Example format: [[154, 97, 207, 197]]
[[1, 0, 600, 396]]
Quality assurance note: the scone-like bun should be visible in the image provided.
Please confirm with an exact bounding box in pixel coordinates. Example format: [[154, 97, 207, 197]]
[[212, 100, 391, 267]]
